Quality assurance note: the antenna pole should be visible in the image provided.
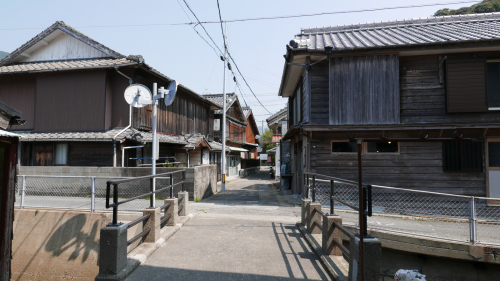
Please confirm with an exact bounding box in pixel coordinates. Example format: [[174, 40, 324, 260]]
[[221, 22, 228, 192], [151, 82, 158, 207]]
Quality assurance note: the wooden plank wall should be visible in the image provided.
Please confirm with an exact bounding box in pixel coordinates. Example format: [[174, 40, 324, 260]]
[[310, 61, 329, 124], [329, 55, 400, 125], [400, 53, 500, 123], [0, 75, 36, 130], [309, 131, 486, 196], [35, 70, 106, 132], [67, 142, 113, 166], [302, 71, 308, 122]]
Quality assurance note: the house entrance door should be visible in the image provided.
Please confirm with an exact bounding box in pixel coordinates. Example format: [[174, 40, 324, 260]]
[[486, 138, 500, 202], [227, 156, 239, 177]]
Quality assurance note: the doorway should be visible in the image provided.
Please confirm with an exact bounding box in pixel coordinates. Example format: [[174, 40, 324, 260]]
[[486, 138, 500, 203]]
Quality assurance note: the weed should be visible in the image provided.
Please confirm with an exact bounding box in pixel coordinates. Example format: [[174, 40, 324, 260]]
[[199, 209, 207, 213], [195, 198, 202, 202]]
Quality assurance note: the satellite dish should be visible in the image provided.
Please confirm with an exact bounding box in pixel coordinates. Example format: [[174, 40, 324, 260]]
[[164, 80, 179, 106], [124, 84, 152, 108]]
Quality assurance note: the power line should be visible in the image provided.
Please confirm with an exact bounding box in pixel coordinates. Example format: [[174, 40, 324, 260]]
[[216, 0, 272, 114], [0, 1, 481, 30]]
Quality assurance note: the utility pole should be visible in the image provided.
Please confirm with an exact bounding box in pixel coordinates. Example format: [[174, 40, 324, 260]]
[[151, 82, 158, 208], [221, 23, 227, 192]]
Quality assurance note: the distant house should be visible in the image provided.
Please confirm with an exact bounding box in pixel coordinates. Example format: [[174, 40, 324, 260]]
[[0, 21, 220, 168], [266, 106, 288, 144], [279, 13, 500, 197], [0, 100, 23, 280], [203, 93, 259, 178], [242, 106, 260, 159]]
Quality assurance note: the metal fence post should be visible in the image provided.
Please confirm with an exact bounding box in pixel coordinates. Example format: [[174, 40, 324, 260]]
[[330, 180, 334, 215], [91, 177, 96, 212], [312, 175, 316, 203], [20, 175, 26, 209], [170, 174, 174, 198], [470, 196, 477, 243]]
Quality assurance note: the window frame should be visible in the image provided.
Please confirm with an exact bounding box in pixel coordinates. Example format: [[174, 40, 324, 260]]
[[442, 141, 483, 173], [330, 140, 360, 155]]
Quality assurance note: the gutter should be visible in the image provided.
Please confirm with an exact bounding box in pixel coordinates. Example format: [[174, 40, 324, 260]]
[[112, 65, 134, 167]]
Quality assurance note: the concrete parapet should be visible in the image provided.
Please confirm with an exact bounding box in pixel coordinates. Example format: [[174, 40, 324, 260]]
[[178, 191, 188, 216], [97, 223, 128, 277], [164, 198, 178, 226], [348, 236, 381, 281], [323, 215, 343, 256], [142, 207, 161, 243], [301, 198, 311, 226], [306, 202, 322, 234]]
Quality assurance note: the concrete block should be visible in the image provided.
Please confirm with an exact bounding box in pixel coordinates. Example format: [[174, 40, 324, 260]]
[[348, 236, 381, 281], [301, 198, 311, 226], [306, 202, 322, 234], [323, 215, 343, 256], [97, 223, 128, 276], [163, 198, 178, 226], [178, 191, 189, 216], [142, 207, 161, 243]]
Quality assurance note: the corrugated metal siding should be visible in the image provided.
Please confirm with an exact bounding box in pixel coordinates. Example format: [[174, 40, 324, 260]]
[[0, 75, 36, 130], [35, 70, 106, 131], [329, 55, 400, 125]]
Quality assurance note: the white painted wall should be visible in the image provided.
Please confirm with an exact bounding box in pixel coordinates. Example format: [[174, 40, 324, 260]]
[[19, 32, 108, 62]]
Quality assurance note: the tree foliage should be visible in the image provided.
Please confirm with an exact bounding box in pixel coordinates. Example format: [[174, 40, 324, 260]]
[[260, 129, 273, 152], [434, 0, 500, 16]]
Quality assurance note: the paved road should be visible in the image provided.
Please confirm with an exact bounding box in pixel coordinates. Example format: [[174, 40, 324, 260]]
[[125, 171, 331, 281]]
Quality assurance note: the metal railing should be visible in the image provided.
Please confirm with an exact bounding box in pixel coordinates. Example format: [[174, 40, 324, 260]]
[[306, 172, 500, 246], [15, 174, 181, 211], [106, 170, 185, 225]]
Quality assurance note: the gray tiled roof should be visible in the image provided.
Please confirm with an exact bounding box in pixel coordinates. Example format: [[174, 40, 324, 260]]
[[203, 93, 237, 114], [208, 141, 230, 152], [241, 106, 252, 119], [184, 134, 210, 149], [266, 107, 287, 125], [127, 131, 187, 145], [13, 127, 133, 142], [0, 58, 135, 74], [0, 21, 124, 66], [291, 12, 500, 52]]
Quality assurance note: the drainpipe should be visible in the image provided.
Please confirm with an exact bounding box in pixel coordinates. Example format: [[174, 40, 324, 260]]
[[113, 65, 134, 167], [113, 105, 132, 167], [185, 147, 190, 168]]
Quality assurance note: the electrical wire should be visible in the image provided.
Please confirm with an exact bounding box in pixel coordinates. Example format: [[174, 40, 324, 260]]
[[0, 0, 482, 30]]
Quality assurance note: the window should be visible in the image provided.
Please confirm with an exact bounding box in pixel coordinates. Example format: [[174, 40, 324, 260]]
[[366, 142, 399, 153], [331, 141, 358, 153], [291, 79, 302, 125], [443, 142, 483, 173], [54, 143, 68, 165], [487, 61, 500, 110]]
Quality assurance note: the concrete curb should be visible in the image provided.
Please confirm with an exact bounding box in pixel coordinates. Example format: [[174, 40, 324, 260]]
[[296, 223, 349, 281], [96, 214, 194, 281]]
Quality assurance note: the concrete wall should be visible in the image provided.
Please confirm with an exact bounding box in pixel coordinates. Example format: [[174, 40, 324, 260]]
[[19, 165, 218, 201], [11, 209, 111, 280]]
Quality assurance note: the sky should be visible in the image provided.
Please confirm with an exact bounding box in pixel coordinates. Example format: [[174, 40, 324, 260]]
[[0, 0, 480, 131]]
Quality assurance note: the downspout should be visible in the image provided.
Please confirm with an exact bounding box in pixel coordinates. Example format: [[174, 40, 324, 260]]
[[185, 147, 190, 168], [113, 65, 134, 167], [300, 121, 310, 197]]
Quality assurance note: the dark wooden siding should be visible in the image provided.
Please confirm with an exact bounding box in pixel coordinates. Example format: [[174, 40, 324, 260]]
[[0, 74, 36, 130], [310, 61, 329, 124], [108, 70, 131, 128], [67, 142, 113, 166], [446, 58, 487, 113], [309, 131, 486, 196], [400, 54, 500, 124], [302, 72, 308, 122], [35, 70, 106, 132], [329, 55, 400, 125]]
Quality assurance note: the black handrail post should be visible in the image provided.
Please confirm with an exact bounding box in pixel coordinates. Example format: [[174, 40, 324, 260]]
[[170, 174, 174, 198], [113, 184, 119, 225], [330, 179, 334, 215], [362, 187, 368, 237], [312, 175, 316, 203], [182, 170, 185, 192], [305, 173, 309, 199]]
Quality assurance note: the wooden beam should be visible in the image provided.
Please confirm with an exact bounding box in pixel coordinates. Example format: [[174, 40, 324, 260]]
[[40, 39, 49, 46], [19, 52, 30, 58]]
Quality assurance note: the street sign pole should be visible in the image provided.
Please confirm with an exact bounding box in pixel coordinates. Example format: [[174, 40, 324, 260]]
[[151, 82, 158, 207]]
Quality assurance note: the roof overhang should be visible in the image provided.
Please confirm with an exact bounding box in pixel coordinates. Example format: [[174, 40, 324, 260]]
[[228, 146, 249, 152]]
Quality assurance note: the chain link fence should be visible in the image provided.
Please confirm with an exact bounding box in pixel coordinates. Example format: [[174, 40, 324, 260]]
[[307, 175, 500, 246], [15, 175, 175, 211]]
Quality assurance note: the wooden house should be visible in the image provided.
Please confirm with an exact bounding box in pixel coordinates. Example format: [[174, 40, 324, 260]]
[[242, 106, 260, 159], [0, 100, 22, 280], [203, 93, 259, 177], [279, 13, 500, 197], [0, 21, 220, 167]]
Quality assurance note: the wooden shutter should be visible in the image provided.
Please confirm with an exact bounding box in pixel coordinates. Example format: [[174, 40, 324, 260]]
[[446, 58, 487, 113]]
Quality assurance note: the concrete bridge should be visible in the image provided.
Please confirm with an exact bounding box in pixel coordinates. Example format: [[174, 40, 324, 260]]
[[11, 169, 500, 280]]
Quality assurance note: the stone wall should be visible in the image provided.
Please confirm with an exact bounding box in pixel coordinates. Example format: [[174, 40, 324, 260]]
[[238, 167, 260, 178], [19, 165, 217, 201]]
